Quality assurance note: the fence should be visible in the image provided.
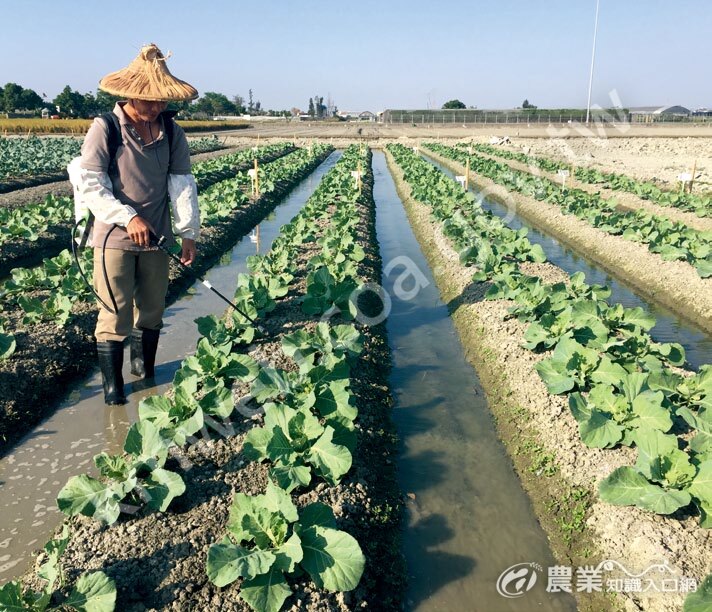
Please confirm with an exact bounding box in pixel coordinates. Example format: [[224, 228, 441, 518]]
[[380, 109, 712, 125]]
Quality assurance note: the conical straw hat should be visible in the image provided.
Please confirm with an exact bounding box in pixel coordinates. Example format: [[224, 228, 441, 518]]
[[99, 43, 198, 101]]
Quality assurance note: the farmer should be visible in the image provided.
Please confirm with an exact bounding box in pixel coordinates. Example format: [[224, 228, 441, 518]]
[[70, 43, 200, 405]]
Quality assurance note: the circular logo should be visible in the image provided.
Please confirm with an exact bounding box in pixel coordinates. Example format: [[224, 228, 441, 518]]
[[496, 563, 541, 598]]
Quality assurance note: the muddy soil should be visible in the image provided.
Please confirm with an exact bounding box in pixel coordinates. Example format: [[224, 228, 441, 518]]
[[518, 136, 712, 193], [0, 150, 331, 453], [21, 151, 405, 611], [385, 149, 711, 612]]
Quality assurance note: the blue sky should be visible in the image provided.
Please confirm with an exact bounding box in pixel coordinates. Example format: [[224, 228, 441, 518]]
[[1, 0, 710, 112]]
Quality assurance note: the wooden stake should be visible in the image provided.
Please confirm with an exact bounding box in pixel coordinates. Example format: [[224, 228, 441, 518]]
[[253, 158, 260, 198], [465, 157, 470, 190], [689, 159, 697, 193]]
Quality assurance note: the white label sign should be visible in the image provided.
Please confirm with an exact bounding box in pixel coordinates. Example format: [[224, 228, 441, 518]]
[[678, 173, 692, 182], [455, 175, 467, 187], [247, 169, 257, 178], [557, 170, 570, 178]]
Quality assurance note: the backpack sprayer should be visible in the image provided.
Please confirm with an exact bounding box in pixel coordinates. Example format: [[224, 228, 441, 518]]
[[71, 215, 261, 329], [68, 113, 262, 333]]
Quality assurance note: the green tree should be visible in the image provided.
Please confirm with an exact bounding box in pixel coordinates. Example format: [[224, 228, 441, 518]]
[[0, 83, 41, 112], [522, 99, 537, 109], [442, 99, 466, 109], [17, 88, 43, 111], [95, 90, 122, 113], [1, 83, 24, 112], [52, 85, 86, 117], [168, 99, 191, 115], [82, 92, 98, 116], [308, 97, 315, 117], [191, 92, 236, 116], [233, 94, 245, 114]]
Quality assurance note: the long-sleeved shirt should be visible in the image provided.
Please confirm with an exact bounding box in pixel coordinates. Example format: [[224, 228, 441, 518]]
[[69, 102, 200, 250]]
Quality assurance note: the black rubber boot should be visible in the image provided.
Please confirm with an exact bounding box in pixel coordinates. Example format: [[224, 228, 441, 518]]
[[130, 328, 160, 378], [97, 341, 127, 405]]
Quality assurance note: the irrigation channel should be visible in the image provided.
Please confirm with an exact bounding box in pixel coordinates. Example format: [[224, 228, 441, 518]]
[[0, 151, 342, 583], [423, 153, 712, 372], [372, 151, 576, 611]]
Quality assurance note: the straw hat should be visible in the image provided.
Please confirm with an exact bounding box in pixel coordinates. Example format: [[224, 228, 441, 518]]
[[98, 43, 198, 102]]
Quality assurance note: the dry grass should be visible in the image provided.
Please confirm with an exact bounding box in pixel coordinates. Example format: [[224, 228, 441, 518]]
[[0, 118, 249, 135]]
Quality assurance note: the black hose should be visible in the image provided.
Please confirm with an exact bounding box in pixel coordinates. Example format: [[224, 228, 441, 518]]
[[71, 217, 118, 314], [101, 225, 120, 314]]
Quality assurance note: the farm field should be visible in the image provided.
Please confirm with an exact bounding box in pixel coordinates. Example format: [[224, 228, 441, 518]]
[[0, 131, 711, 612]]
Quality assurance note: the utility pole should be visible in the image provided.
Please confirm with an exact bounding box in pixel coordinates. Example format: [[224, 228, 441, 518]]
[[585, 0, 601, 125]]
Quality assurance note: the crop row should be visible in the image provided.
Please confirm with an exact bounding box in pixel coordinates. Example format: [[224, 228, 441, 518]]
[[427, 143, 712, 278], [388, 143, 712, 532], [0, 136, 81, 182], [192, 143, 294, 192], [0, 135, 228, 183], [3, 146, 381, 611], [464, 141, 712, 218]]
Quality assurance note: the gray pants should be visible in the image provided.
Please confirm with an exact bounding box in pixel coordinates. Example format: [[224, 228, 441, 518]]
[[93, 248, 169, 342]]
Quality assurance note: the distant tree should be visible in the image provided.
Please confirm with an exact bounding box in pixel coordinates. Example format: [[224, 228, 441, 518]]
[[290, 107, 301, 117], [82, 92, 99, 117], [1, 83, 23, 112], [308, 97, 315, 117], [191, 92, 236, 116], [248, 89, 254, 113], [52, 85, 87, 117], [233, 94, 245, 114], [167, 99, 191, 114], [18, 88, 43, 111], [313, 95, 326, 118], [95, 90, 122, 113], [442, 99, 466, 109], [254, 100, 262, 114], [1, 83, 43, 112], [522, 99, 537, 109]]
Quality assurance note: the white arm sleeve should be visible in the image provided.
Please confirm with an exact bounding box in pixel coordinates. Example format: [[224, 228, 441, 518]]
[[67, 157, 137, 226], [168, 173, 200, 240]]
